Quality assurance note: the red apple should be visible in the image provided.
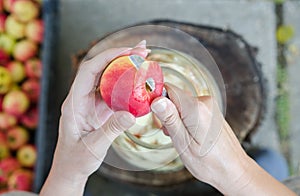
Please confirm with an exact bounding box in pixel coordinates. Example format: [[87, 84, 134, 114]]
[[0, 157, 21, 183], [20, 107, 38, 129], [0, 48, 10, 66], [25, 19, 44, 43], [0, 33, 16, 54], [7, 169, 33, 191], [6, 61, 26, 83], [5, 15, 26, 39], [0, 14, 6, 33], [0, 0, 3, 12], [0, 112, 17, 130], [3, 0, 16, 12], [6, 126, 29, 150], [13, 39, 38, 62], [12, 0, 39, 23], [2, 90, 30, 116], [0, 66, 12, 94], [16, 144, 36, 167], [99, 55, 164, 117], [24, 58, 41, 78], [21, 78, 40, 102], [0, 132, 5, 142]]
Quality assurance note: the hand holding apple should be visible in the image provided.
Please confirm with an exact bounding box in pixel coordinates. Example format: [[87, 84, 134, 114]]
[[40, 41, 151, 196]]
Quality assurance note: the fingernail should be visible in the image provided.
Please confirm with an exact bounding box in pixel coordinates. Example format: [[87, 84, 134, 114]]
[[151, 99, 167, 113], [119, 113, 135, 128]]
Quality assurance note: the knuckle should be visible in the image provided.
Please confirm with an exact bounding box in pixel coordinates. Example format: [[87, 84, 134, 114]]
[[107, 117, 123, 136], [162, 111, 180, 128]]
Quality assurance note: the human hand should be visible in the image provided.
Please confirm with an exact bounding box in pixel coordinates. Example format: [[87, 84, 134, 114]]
[[151, 83, 296, 195], [40, 41, 149, 196]]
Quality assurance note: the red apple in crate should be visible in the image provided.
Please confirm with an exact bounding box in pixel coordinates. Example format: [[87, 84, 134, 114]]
[[21, 78, 40, 102], [7, 169, 33, 191], [6, 126, 29, 150], [16, 144, 36, 167], [0, 157, 21, 183], [6, 61, 26, 83], [0, 48, 10, 66], [0, 112, 17, 130], [25, 58, 41, 78], [0, 14, 6, 33], [0, 158, 20, 192], [3, 0, 16, 12], [13, 39, 37, 62], [0, 34, 15, 54], [3, 90, 30, 116], [0, 0, 3, 12], [0, 66, 12, 94], [0, 132, 10, 160], [25, 19, 44, 43], [99, 55, 164, 117], [12, 0, 39, 23], [5, 16, 26, 39], [20, 107, 38, 129]]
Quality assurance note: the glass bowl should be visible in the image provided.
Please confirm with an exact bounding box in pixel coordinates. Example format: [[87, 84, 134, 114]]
[[83, 25, 226, 171]]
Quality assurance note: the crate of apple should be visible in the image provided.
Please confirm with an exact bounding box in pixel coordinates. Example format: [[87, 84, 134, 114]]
[[0, 0, 43, 193]]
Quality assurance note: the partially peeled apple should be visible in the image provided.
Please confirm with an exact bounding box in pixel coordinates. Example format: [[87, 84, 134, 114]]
[[99, 55, 164, 117]]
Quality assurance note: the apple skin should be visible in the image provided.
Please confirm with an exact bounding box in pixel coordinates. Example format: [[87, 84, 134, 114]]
[[0, 33, 16, 54], [3, 0, 16, 12], [0, 66, 12, 94], [6, 126, 29, 150], [7, 169, 33, 191], [25, 58, 41, 78], [0, 132, 10, 160], [0, 157, 21, 185], [13, 39, 38, 62], [0, 112, 17, 130], [25, 19, 44, 43], [5, 15, 26, 39], [0, 14, 6, 33], [0, 142, 10, 160], [0, 48, 10, 66], [2, 90, 30, 116], [6, 61, 26, 83], [100, 55, 164, 117], [21, 78, 40, 102], [0, 0, 3, 12], [12, 0, 39, 23], [20, 107, 38, 129], [16, 144, 37, 168]]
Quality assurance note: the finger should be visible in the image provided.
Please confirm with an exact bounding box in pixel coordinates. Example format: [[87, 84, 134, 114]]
[[81, 40, 148, 74], [80, 111, 135, 161], [101, 111, 135, 141], [164, 83, 203, 139], [151, 97, 191, 154], [166, 83, 224, 156], [73, 42, 151, 98]]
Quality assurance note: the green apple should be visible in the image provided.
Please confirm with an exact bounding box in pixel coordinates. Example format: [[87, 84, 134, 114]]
[[0, 34, 16, 54], [5, 15, 26, 39], [0, 66, 12, 94]]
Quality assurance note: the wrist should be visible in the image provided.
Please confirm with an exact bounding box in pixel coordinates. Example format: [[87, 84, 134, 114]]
[[40, 165, 88, 196]]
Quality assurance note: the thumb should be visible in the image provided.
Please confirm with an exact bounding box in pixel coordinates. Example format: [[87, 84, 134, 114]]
[[151, 97, 191, 152], [101, 111, 136, 141], [82, 111, 135, 161]]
